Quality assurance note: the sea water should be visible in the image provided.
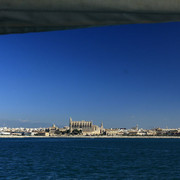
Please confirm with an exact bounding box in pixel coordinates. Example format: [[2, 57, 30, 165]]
[[0, 138, 180, 179]]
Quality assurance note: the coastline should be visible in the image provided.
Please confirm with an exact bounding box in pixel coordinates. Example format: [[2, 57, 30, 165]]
[[1, 135, 180, 139]]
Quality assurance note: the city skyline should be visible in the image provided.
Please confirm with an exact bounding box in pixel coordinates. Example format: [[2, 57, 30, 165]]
[[0, 22, 180, 129]]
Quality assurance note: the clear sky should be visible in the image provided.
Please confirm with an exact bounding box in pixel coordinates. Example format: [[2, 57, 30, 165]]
[[0, 22, 180, 129]]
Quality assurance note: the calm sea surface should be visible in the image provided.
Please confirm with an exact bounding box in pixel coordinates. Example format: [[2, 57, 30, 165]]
[[0, 138, 180, 179]]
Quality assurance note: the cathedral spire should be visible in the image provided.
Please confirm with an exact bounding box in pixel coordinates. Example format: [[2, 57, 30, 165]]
[[101, 122, 103, 129], [69, 117, 72, 133]]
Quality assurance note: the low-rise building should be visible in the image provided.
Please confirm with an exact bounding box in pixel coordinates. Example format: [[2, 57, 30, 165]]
[[105, 128, 120, 136]]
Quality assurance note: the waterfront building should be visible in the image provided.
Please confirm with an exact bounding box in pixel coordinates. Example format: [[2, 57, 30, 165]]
[[36, 132, 49, 136], [0, 131, 11, 135], [49, 124, 58, 136], [69, 117, 101, 135], [105, 128, 120, 136]]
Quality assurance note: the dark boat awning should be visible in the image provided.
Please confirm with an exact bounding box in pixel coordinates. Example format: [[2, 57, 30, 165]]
[[1, 0, 180, 34]]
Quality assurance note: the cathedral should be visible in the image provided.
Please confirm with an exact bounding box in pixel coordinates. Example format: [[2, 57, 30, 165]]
[[69, 117, 103, 135]]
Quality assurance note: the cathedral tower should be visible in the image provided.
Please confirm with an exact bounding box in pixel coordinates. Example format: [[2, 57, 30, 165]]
[[69, 117, 72, 133]]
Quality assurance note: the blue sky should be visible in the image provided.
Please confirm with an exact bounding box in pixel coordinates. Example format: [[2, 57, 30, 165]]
[[0, 22, 180, 128]]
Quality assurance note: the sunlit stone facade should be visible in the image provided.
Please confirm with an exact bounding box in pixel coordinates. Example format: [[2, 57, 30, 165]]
[[69, 117, 101, 135]]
